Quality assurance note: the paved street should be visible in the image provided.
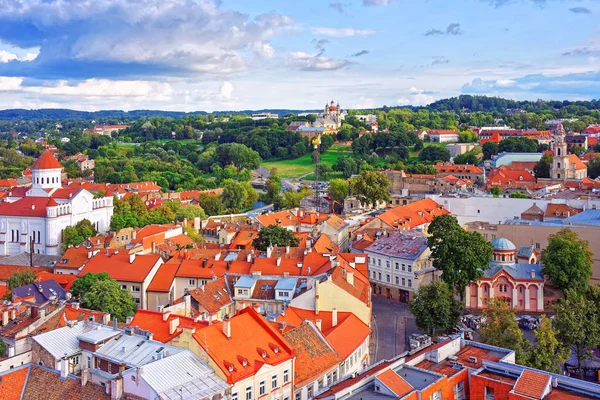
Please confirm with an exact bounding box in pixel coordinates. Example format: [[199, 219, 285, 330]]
[[370, 296, 420, 363]]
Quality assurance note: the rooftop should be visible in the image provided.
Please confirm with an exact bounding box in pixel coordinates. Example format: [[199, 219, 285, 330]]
[[32, 322, 119, 359], [95, 332, 184, 368], [79, 252, 160, 283], [365, 230, 428, 260]]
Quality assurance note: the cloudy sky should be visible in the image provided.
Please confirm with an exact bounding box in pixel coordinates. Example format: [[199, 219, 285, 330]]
[[0, 0, 598, 111]]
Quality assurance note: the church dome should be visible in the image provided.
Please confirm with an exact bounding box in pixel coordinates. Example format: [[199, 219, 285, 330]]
[[32, 150, 62, 170], [492, 238, 516, 251]]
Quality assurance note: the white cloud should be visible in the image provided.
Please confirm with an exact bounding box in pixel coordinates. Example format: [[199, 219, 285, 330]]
[[250, 42, 275, 60], [0, 77, 23, 91], [0, 49, 39, 63], [397, 88, 435, 106], [285, 52, 352, 71], [495, 79, 516, 87], [220, 81, 234, 100], [363, 0, 392, 5], [311, 27, 376, 38], [352, 96, 377, 109]]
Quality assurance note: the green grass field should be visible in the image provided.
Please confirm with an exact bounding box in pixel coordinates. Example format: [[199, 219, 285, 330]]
[[261, 144, 351, 178]]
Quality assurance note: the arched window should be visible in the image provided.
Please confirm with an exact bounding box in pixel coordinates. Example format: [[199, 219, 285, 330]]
[[557, 148, 561, 156], [558, 162, 561, 169], [557, 173, 561, 179]]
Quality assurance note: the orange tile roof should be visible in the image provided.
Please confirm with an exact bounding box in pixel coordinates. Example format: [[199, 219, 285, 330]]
[[313, 234, 339, 254], [330, 266, 370, 305], [193, 307, 294, 384], [283, 323, 342, 386], [377, 198, 449, 230], [569, 154, 587, 171], [147, 261, 179, 292], [56, 246, 90, 270], [36, 272, 77, 290], [351, 235, 375, 251], [31, 150, 62, 170], [130, 224, 178, 245], [325, 215, 347, 231], [251, 279, 278, 300], [187, 276, 233, 314], [434, 163, 484, 174], [228, 229, 258, 250], [0, 179, 19, 188], [0, 265, 53, 281], [0, 197, 57, 217], [293, 232, 309, 248], [23, 364, 109, 399], [128, 309, 207, 343], [0, 365, 28, 400], [175, 259, 228, 279], [488, 166, 536, 187], [377, 370, 414, 397], [251, 257, 312, 277], [277, 307, 370, 360], [255, 210, 298, 227], [79, 252, 160, 283], [514, 369, 550, 399], [545, 203, 582, 218]]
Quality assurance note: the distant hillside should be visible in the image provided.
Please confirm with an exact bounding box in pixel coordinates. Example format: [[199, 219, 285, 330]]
[[0, 108, 321, 120], [418, 95, 600, 113]]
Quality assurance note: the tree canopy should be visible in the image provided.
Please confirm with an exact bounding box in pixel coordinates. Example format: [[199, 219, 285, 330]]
[[409, 281, 462, 336], [252, 225, 300, 251], [350, 171, 391, 208], [541, 228, 593, 295], [82, 279, 137, 322], [427, 215, 493, 298], [62, 219, 97, 249], [533, 153, 553, 178], [526, 315, 570, 374], [480, 298, 530, 364], [2, 270, 38, 300], [71, 272, 111, 299]]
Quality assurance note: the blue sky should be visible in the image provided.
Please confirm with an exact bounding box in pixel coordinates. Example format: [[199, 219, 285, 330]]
[[0, 0, 598, 111]]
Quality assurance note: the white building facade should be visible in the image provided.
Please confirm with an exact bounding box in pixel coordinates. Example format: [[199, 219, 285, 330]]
[[0, 151, 113, 256]]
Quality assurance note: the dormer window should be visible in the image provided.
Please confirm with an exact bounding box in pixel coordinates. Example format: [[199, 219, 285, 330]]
[[242, 359, 248, 367], [229, 365, 234, 372]]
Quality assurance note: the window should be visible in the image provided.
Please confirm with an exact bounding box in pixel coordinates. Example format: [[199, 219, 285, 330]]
[[395, 277, 399, 285], [272, 374, 278, 389], [535, 242, 541, 249], [430, 390, 442, 400], [283, 369, 290, 383], [372, 271, 376, 279], [386, 274, 390, 282], [318, 378, 324, 390], [386, 261, 390, 268], [408, 279, 412, 288], [307, 386, 313, 398], [246, 386, 253, 400], [132, 286, 141, 292], [483, 233, 488, 239], [492, 234, 496, 240], [332, 370, 338, 382], [232, 393, 238, 400], [71, 356, 80, 365], [485, 386, 495, 400], [377, 259, 381, 266], [407, 265, 412, 272], [96, 358, 101, 368], [401, 264, 405, 271], [267, 304, 273, 313], [279, 291, 289, 297], [121, 284, 127, 290], [378, 272, 381, 281], [454, 381, 465, 400], [259, 381, 266, 396], [368, 256, 372, 264], [395, 262, 399, 270], [87, 357, 92, 369], [188, 279, 196, 286], [519, 287, 523, 293], [237, 289, 249, 295], [295, 394, 301, 400]]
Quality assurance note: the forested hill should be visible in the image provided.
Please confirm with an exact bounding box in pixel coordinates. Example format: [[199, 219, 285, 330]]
[[0, 108, 320, 120]]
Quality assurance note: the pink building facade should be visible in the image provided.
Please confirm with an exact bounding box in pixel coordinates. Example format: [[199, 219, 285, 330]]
[[465, 238, 544, 312]]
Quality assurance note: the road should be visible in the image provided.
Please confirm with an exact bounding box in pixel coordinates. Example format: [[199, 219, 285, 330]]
[[370, 296, 420, 363]]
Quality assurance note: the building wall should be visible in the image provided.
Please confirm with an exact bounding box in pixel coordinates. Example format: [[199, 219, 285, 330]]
[[470, 373, 514, 400], [31, 341, 57, 370], [295, 365, 339, 400], [147, 288, 174, 312]]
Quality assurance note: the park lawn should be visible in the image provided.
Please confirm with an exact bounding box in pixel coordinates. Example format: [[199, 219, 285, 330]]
[[261, 145, 352, 178], [303, 171, 345, 182]]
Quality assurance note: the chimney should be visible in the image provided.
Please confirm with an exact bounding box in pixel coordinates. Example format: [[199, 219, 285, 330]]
[[72, 302, 80, 310], [102, 314, 111, 325], [152, 241, 156, 253], [1, 310, 8, 326], [332, 307, 338, 328], [184, 294, 191, 317], [162, 311, 171, 322], [110, 377, 123, 400], [276, 257, 282, 267], [61, 357, 69, 379], [223, 318, 231, 338], [40, 308, 46, 319], [129, 253, 136, 264], [169, 317, 180, 335], [88, 250, 93, 259], [266, 244, 274, 258], [194, 217, 201, 232], [81, 367, 89, 387], [286, 245, 290, 254], [315, 319, 322, 331], [346, 271, 355, 286], [183, 249, 189, 260], [10, 308, 16, 320], [246, 253, 252, 262], [315, 281, 320, 315]]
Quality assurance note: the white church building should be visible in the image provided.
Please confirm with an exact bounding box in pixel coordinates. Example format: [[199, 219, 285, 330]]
[[0, 150, 113, 256]]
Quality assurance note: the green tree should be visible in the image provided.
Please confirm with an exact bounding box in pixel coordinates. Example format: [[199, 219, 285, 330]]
[[240, 182, 259, 209], [350, 171, 391, 208], [482, 142, 499, 160], [221, 180, 248, 212], [554, 291, 600, 379], [419, 146, 451, 163], [509, 191, 527, 198], [542, 228, 593, 296], [588, 155, 600, 179], [71, 272, 111, 299], [533, 153, 552, 178], [480, 298, 530, 364], [0, 340, 6, 358], [252, 225, 300, 251], [61, 219, 98, 249], [409, 281, 462, 336], [2, 270, 37, 300], [82, 279, 137, 322], [526, 315, 570, 374], [498, 137, 538, 153], [427, 215, 493, 299], [174, 205, 206, 222], [490, 185, 502, 197], [328, 178, 350, 204], [265, 168, 282, 204]]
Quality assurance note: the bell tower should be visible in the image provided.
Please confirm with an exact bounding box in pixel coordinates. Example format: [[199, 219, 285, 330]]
[[551, 123, 568, 180]]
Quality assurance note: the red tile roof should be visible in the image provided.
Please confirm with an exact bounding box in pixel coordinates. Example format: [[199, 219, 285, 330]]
[[36, 272, 77, 290], [434, 163, 484, 174], [31, 150, 63, 170], [0, 197, 55, 217], [488, 166, 536, 188], [313, 234, 339, 254], [569, 154, 587, 171], [79, 252, 160, 283], [545, 204, 582, 218], [147, 261, 179, 292], [283, 323, 342, 387], [187, 276, 233, 314], [229, 229, 258, 250], [0, 179, 19, 188], [193, 307, 294, 384], [23, 364, 109, 399], [128, 309, 207, 343], [377, 198, 449, 230], [377, 370, 413, 397], [56, 246, 90, 270], [0, 365, 28, 400], [175, 259, 228, 279], [514, 369, 550, 399], [0, 265, 53, 281]]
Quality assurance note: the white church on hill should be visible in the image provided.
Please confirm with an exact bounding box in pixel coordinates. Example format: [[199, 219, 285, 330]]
[[0, 150, 113, 256]]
